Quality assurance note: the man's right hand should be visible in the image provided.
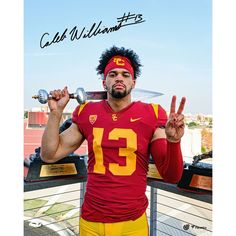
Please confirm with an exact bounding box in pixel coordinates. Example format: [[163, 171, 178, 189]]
[[41, 86, 84, 163], [48, 86, 70, 112]]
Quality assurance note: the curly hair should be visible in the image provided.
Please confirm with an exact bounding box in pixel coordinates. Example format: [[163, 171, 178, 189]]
[[96, 46, 142, 79]]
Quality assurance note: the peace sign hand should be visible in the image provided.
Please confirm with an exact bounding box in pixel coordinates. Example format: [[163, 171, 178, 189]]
[[165, 96, 186, 143]]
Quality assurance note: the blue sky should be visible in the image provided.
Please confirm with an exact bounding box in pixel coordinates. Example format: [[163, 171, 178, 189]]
[[24, 0, 212, 114]]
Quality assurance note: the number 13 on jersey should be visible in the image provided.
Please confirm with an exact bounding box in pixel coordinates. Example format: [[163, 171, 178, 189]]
[[92, 127, 137, 176]]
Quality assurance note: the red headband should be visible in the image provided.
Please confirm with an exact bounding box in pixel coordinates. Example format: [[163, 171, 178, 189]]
[[104, 56, 134, 79]]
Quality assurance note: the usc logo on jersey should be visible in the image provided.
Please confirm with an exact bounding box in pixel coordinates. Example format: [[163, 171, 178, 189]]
[[112, 114, 118, 121]]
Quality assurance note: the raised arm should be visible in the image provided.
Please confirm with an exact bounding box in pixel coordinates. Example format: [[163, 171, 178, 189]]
[[40, 87, 84, 163], [150, 96, 186, 183]]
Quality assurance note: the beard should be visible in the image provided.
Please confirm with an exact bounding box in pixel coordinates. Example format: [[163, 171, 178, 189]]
[[110, 86, 132, 99]]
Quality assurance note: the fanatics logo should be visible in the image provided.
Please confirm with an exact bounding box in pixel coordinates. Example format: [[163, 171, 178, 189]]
[[89, 115, 97, 124]]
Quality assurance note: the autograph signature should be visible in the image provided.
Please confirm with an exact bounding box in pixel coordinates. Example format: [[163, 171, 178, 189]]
[[40, 12, 145, 49]]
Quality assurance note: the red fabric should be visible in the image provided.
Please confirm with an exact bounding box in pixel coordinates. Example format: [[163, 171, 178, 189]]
[[104, 56, 134, 79], [150, 139, 183, 183], [72, 101, 167, 222]]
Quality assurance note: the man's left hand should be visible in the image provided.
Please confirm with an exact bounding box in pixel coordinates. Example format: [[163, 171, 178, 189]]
[[165, 96, 186, 142]]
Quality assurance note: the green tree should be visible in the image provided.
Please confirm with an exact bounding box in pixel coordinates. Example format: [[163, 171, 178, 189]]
[[24, 111, 28, 119], [187, 121, 198, 128], [201, 146, 206, 153]]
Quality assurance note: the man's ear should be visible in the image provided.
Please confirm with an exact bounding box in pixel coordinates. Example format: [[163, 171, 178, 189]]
[[102, 80, 107, 90], [132, 79, 136, 89]]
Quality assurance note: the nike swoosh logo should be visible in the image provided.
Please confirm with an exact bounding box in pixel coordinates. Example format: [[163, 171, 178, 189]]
[[130, 117, 142, 122]]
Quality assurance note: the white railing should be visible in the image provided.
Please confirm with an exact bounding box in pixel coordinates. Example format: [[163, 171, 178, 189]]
[[24, 181, 212, 236]]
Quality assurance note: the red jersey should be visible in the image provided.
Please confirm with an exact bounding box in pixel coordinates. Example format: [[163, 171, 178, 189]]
[[72, 100, 167, 222]]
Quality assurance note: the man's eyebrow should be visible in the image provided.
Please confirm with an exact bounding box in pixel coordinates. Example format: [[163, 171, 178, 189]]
[[108, 70, 117, 73], [108, 70, 130, 74]]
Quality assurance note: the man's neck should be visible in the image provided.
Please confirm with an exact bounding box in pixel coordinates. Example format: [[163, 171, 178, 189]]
[[107, 94, 132, 112]]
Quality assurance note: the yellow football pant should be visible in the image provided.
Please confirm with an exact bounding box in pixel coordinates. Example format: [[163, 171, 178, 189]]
[[79, 213, 149, 236]]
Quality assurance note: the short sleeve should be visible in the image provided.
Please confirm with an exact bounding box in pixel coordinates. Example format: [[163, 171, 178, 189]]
[[157, 105, 168, 127], [72, 102, 89, 125], [150, 103, 168, 128]]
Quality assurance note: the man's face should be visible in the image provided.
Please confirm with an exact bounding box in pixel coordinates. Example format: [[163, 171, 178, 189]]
[[103, 68, 136, 99]]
